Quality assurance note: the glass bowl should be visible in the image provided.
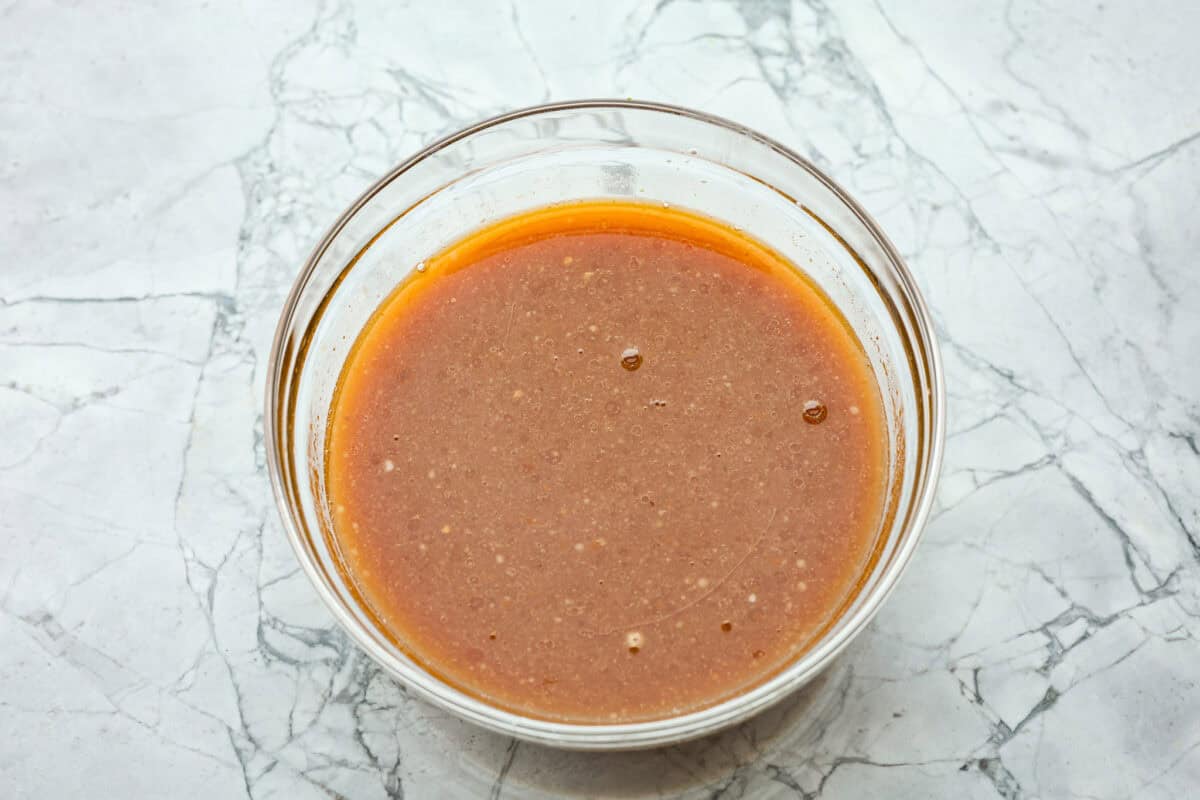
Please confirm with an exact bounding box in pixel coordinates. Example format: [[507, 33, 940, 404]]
[[265, 100, 944, 750]]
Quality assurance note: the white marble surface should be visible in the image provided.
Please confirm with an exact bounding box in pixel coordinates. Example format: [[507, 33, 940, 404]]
[[2, 1, 1198, 797]]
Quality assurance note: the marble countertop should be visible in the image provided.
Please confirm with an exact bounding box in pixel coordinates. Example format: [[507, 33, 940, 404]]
[[3, 1, 1198, 797]]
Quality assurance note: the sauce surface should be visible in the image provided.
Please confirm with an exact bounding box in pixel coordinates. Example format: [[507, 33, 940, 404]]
[[327, 202, 887, 723]]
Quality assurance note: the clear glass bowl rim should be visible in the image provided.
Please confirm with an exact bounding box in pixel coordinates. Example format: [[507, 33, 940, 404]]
[[264, 99, 946, 750]]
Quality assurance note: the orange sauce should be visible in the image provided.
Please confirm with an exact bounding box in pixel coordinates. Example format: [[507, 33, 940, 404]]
[[327, 201, 886, 722]]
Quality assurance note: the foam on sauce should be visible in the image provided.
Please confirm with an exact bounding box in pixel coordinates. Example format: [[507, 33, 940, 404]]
[[326, 201, 887, 723]]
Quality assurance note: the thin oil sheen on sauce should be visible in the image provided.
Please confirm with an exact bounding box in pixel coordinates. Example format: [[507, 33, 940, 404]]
[[327, 202, 887, 723]]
